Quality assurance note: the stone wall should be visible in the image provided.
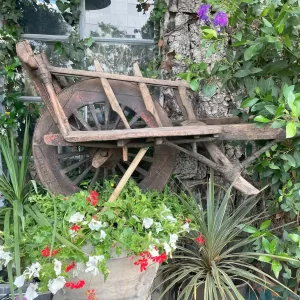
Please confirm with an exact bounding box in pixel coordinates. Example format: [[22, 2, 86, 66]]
[[161, 0, 244, 182]]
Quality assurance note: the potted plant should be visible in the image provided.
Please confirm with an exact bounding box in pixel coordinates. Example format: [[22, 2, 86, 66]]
[[157, 172, 299, 299], [13, 180, 192, 300], [0, 120, 52, 300]]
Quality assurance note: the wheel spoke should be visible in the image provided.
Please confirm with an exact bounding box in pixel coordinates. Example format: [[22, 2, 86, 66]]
[[112, 167, 117, 175], [103, 168, 109, 180], [72, 165, 93, 185], [104, 100, 110, 130], [123, 161, 148, 177], [58, 151, 88, 159], [62, 157, 90, 174], [89, 168, 100, 189], [128, 153, 154, 163], [129, 114, 140, 127], [73, 111, 93, 131], [89, 104, 101, 130], [113, 104, 125, 130], [117, 162, 126, 174]]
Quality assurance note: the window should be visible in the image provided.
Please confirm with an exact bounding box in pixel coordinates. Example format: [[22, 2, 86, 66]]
[[19, 0, 155, 98]]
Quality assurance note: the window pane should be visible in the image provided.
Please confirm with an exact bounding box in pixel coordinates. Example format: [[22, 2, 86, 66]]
[[18, 0, 71, 35], [87, 43, 154, 74], [84, 0, 154, 39]]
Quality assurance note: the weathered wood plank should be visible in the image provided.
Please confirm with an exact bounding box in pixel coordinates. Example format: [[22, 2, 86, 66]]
[[178, 87, 197, 122], [48, 66, 190, 88], [64, 125, 222, 142], [133, 63, 163, 127], [94, 60, 131, 129]]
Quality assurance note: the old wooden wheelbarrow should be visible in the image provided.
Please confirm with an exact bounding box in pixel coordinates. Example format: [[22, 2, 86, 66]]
[[16, 40, 286, 199]]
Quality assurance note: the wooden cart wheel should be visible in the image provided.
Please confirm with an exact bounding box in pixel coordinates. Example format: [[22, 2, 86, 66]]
[[33, 78, 176, 195]]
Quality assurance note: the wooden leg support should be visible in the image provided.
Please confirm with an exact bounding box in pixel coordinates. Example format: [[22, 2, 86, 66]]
[[102, 147, 149, 212]]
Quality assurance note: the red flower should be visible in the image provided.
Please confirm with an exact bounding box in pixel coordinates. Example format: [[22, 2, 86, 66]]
[[41, 246, 61, 257], [186, 218, 191, 223], [65, 261, 75, 273], [86, 289, 98, 300], [70, 224, 80, 232], [151, 252, 167, 264], [87, 191, 99, 206], [65, 280, 85, 289], [134, 258, 148, 272], [196, 233, 205, 246]]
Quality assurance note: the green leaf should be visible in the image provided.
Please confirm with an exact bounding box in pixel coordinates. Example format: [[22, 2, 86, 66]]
[[240, 97, 259, 108], [275, 104, 285, 118], [280, 154, 296, 167], [288, 234, 300, 242], [284, 34, 293, 50], [242, 225, 257, 233], [262, 17, 273, 27], [277, 23, 284, 34], [269, 163, 280, 170], [260, 219, 271, 230], [264, 105, 277, 115], [270, 239, 277, 254], [271, 120, 285, 129], [259, 255, 272, 263], [283, 84, 294, 100], [202, 28, 218, 39], [244, 44, 258, 61], [254, 115, 270, 123], [190, 79, 200, 92], [272, 260, 282, 278], [202, 83, 217, 97], [262, 237, 270, 253], [234, 69, 251, 78], [286, 122, 297, 138], [177, 72, 189, 81]]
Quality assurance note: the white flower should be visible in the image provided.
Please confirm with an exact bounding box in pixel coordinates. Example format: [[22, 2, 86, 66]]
[[143, 217, 154, 229], [85, 256, 104, 276], [24, 262, 42, 279], [69, 212, 84, 223], [69, 229, 77, 238], [155, 222, 163, 234], [54, 259, 62, 276], [14, 275, 25, 288], [132, 215, 140, 222], [25, 283, 39, 300], [163, 242, 172, 255], [99, 230, 106, 242], [0, 246, 12, 266], [169, 234, 178, 249], [88, 219, 104, 231], [165, 215, 177, 223], [149, 245, 159, 257], [182, 223, 190, 232], [48, 276, 66, 294]]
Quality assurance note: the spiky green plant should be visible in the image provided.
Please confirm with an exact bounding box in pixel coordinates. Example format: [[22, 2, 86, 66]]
[[0, 120, 33, 300], [158, 172, 299, 300]]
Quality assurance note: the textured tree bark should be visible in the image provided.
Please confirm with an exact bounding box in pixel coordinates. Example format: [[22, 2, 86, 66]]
[[161, 0, 244, 182]]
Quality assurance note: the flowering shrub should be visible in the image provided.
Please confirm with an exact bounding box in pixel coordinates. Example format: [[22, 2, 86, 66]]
[[2, 180, 193, 299]]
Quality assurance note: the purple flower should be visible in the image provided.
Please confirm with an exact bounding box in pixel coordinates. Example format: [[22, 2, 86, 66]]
[[213, 11, 228, 27], [197, 4, 211, 22]]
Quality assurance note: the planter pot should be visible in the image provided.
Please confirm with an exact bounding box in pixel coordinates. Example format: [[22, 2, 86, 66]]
[[53, 254, 159, 300], [0, 283, 52, 300]]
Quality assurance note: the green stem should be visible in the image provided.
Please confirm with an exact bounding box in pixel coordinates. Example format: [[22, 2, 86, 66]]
[[13, 201, 23, 300]]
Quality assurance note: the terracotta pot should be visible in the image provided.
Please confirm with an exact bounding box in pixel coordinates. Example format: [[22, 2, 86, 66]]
[[53, 253, 158, 300]]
